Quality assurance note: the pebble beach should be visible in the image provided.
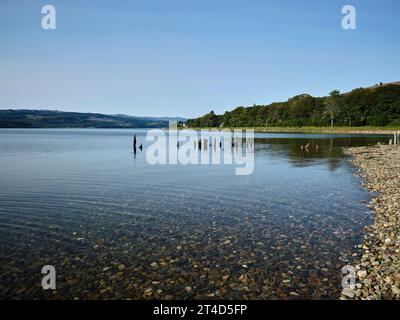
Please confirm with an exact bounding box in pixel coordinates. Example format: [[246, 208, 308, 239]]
[[342, 144, 400, 300]]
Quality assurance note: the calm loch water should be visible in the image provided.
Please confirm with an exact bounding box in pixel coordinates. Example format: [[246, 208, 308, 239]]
[[0, 129, 390, 299]]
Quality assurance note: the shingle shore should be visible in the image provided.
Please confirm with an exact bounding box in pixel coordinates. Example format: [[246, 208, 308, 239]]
[[341, 145, 400, 300]]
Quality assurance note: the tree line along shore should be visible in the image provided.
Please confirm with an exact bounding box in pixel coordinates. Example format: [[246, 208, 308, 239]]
[[186, 82, 400, 130]]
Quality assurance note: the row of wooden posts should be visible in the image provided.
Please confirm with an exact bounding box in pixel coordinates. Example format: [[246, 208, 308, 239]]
[[194, 137, 249, 150], [133, 135, 254, 152], [389, 132, 400, 145]]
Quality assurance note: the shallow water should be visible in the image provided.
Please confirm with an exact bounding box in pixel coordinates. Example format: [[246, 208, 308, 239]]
[[0, 129, 390, 299]]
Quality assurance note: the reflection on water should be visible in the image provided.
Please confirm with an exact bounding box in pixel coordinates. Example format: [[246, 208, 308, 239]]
[[254, 134, 389, 170], [0, 129, 390, 299]]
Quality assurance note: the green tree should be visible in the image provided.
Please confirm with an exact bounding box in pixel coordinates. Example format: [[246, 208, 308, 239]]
[[324, 90, 340, 127]]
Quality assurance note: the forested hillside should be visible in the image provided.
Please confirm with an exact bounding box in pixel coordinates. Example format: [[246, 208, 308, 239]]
[[187, 83, 400, 128]]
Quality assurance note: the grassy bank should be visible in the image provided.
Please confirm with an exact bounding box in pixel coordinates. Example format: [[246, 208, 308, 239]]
[[184, 126, 400, 135]]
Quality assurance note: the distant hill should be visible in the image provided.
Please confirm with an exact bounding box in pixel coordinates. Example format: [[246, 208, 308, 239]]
[[187, 82, 400, 128], [0, 110, 186, 128]]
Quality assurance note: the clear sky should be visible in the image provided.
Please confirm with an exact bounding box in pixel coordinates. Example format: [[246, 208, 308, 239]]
[[0, 0, 399, 118]]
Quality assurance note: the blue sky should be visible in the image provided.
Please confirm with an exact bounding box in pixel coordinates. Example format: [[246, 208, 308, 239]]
[[0, 0, 399, 118]]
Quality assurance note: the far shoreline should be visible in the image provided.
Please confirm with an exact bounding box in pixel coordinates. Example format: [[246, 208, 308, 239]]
[[1, 126, 400, 136]]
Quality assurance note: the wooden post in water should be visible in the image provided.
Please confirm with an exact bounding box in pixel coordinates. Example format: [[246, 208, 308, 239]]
[[133, 135, 137, 154]]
